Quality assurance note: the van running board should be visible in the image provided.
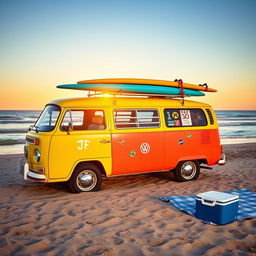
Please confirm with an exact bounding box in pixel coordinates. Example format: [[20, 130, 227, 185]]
[[200, 165, 213, 170]]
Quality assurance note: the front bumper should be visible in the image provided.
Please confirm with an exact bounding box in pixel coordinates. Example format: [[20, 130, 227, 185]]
[[18, 158, 46, 181], [218, 153, 226, 165], [27, 169, 46, 181]]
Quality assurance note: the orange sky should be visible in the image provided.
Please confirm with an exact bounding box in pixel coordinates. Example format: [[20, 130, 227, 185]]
[[1, 69, 256, 111], [1, 69, 255, 110]]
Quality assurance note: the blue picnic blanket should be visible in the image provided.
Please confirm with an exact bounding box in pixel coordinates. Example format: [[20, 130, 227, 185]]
[[160, 189, 256, 224]]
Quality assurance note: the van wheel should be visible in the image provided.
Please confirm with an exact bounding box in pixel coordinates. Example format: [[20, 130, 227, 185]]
[[68, 163, 102, 193], [174, 160, 200, 182]]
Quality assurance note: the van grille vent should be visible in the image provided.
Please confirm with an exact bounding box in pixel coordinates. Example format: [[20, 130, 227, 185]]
[[201, 131, 211, 144], [26, 136, 35, 144], [206, 109, 214, 125]]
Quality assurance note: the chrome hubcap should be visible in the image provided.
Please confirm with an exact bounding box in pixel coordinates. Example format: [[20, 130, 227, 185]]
[[77, 170, 97, 191], [181, 161, 196, 179]]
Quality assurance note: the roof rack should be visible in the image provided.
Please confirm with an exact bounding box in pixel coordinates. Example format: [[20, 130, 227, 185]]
[[87, 91, 191, 99]]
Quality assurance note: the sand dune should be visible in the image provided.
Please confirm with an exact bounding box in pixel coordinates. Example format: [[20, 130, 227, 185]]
[[0, 143, 256, 255]]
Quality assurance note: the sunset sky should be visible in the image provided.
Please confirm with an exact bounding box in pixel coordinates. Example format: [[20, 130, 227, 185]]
[[1, 0, 255, 110]]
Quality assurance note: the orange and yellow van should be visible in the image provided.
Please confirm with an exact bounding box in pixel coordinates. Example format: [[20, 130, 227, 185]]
[[21, 96, 225, 192]]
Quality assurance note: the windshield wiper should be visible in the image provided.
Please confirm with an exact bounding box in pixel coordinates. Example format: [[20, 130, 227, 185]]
[[34, 125, 39, 133]]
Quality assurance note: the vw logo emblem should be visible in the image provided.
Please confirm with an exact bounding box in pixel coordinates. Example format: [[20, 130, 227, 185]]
[[140, 142, 150, 154]]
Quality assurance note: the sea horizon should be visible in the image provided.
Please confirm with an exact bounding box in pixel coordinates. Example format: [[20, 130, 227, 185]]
[[0, 109, 256, 155]]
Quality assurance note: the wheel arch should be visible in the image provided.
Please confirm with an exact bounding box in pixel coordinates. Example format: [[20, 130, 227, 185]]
[[175, 157, 207, 168], [197, 158, 208, 165], [73, 160, 107, 177]]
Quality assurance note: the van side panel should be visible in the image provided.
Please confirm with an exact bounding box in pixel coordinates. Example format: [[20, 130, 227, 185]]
[[164, 129, 221, 169], [111, 131, 164, 175]]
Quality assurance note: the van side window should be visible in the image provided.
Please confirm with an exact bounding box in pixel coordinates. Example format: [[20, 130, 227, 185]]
[[114, 109, 160, 129], [60, 110, 105, 131], [164, 109, 207, 127]]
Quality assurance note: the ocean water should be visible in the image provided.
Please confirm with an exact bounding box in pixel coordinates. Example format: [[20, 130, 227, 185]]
[[0, 110, 41, 155], [0, 110, 256, 155], [216, 110, 256, 145]]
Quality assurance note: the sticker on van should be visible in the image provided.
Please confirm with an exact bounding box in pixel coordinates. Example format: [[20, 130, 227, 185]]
[[180, 110, 192, 126]]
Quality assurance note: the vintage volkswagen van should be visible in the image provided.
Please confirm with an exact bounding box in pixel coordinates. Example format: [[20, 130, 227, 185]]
[[21, 97, 225, 192]]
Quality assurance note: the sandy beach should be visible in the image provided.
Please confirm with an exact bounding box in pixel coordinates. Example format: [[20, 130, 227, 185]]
[[0, 143, 255, 256]]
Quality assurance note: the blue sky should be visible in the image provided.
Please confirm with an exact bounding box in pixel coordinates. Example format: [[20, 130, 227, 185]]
[[1, 0, 256, 109]]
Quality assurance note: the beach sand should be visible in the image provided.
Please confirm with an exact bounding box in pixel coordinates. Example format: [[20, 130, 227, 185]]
[[0, 143, 256, 256]]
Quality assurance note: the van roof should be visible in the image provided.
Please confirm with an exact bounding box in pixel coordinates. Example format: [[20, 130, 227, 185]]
[[49, 97, 211, 108]]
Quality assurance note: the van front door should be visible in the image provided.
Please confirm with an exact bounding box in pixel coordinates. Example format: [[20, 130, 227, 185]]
[[49, 109, 111, 179]]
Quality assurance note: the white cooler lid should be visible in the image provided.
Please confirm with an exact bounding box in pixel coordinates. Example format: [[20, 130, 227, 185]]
[[196, 191, 239, 203]]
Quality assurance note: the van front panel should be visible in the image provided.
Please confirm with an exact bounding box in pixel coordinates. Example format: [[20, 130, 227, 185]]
[[25, 131, 52, 180]]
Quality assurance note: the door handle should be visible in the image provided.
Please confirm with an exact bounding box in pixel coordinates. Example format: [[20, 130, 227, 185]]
[[100, 140, 111, 144]]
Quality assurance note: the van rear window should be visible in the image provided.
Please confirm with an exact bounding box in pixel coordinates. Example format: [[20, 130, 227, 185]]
[[164, 109, 207, 127], [114, 109, 160, 129]]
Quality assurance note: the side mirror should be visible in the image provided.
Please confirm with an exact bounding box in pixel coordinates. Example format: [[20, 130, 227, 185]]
[[67, 121, 73, 135], [66, 110, 73, 135]]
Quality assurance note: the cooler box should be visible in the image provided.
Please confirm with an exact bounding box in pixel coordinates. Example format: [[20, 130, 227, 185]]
[[195, 191, 239, 225]]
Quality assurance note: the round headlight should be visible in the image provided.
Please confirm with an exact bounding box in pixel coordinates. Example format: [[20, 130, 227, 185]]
[[34, 149, 41, 162], [24, 145, 28, 159]]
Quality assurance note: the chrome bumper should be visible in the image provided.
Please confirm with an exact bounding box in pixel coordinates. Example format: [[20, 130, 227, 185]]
[[18, 158, 46, 181], [218, 153, 226, 165], [27, 170, 46, 181]]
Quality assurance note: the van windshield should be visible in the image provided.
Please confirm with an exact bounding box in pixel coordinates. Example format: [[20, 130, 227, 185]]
[[33, 105, 61, 132]]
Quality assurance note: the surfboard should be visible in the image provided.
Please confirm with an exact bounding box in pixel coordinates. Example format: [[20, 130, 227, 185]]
[[57, 83, 205, 96], [77, 78, 216, 92]]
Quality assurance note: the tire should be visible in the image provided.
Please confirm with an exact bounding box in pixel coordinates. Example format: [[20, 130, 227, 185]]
[[174, 160, 200, 182], [68, 163, 102, 193]]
